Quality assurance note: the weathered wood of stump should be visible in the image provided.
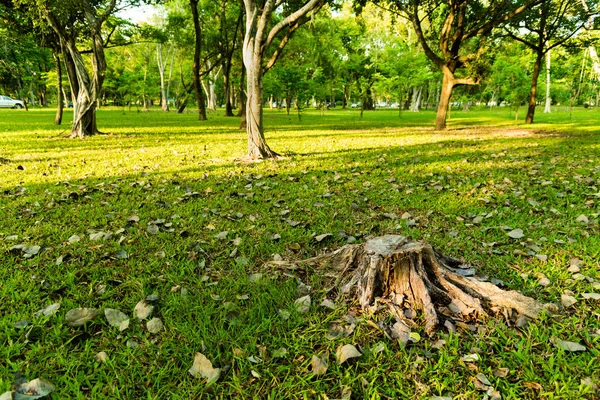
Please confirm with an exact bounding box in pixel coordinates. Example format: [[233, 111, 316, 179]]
[[309, 235, 544, 335]]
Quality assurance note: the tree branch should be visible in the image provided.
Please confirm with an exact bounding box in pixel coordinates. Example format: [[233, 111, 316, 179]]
[[264, 0, 324, 50]]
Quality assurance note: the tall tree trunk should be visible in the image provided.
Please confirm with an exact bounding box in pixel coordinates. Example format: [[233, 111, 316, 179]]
[[223, 9, 242, 117], [166, 48, 174, 110], [190, 0, 207, 121], [410, 87, 422, 112], [238, 62, 246, 127], [544, 49, 551, 113], [157, 44, 169, 112], [223, 64, 234, 116], [54, 52, 63, 125], [244, 56, 277, 158], [525, 50, 544, 124], [436, 73, 454, 130]]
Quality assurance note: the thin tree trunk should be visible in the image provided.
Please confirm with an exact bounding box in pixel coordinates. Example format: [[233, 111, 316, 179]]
[[525, 50, 544, 124], [190, 0, 207, 121], [223, 9, 242, 117], [544, 49, 551, 113], [238, 62, 246, 126], [166, 48, 174, 110], [157, 44, 169, 111], [224, 64, 234, 116], [436, 73, 454, 130], [54, 52, 63, 125]]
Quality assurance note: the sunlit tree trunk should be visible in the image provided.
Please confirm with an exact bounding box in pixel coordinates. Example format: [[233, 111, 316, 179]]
[[544, 49, 551, 113], [436, 73, 454, 130], [157, 44, 169, 112], [53, 52, 63, 125], [525, 50, 544, 124], [190, 0, 207, 121]]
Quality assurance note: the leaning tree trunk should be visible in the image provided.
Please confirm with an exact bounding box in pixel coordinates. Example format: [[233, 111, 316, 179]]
[[525, 50, 544, 124], [53, 52, 63, 125], [283, 235, 544, 335], [436, 73, 454, 130]]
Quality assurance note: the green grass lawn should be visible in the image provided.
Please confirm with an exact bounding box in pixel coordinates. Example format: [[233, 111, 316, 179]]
[[1, 106, 599, 399]]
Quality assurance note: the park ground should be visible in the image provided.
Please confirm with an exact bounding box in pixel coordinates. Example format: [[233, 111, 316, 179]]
[[0, 106, 599, 399]]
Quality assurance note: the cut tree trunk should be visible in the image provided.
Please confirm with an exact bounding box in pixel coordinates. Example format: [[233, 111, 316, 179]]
[[281, 235, 544, 335], [525, 50, 544, 124]]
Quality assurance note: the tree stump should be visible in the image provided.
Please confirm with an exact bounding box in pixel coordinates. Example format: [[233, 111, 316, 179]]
[[296, 235, 544, 335]]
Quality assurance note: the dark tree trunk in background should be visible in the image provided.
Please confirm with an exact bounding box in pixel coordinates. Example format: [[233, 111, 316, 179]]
[[238, 62, 247, 129], [54, 52, 63, 125], [222, 9, 242, 117], [190, 0, 207, 121], [525, 50, 544, 124]]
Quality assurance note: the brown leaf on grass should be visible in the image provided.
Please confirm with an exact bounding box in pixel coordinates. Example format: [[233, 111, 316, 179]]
[[189, 353, 220, 383], [523, 381, 542, 390], [311, 354, 328, 376], [66, 308, 98, 327], [335, 344, 361, 364], [13, 377, 55, 399], [134, 301, 154, 320]]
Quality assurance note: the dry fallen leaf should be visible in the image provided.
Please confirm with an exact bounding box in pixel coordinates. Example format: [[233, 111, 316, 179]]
[[96, 351, 108, 363], [523, 381, 542, 390], [555, 339, 586, 352], [13, 377, 55, 399], [507, 229, 524, 239], [134, 301, 154, 320], [146, 318, 164, 334], [294, 295, 311, 313], [189, 353, 221, 383], [582, 293, 600, 300], [560, 294, 577, 308], [65, 308, 98, 327], [34, 303, 60, 318], [335, 344, 361, 364], [462, 353, 480, 362], [311, 354, 328, 376], [105, 308, 130, 331]]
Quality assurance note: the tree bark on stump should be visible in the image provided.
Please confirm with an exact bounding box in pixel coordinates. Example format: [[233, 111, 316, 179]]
[[291, 235, 544, 335]]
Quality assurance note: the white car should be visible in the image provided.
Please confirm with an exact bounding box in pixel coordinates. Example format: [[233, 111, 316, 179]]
[[0, 95, 25, 109]]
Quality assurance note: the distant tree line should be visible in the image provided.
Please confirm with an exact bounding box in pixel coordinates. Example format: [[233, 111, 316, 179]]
[[0, 0, 598, 157]]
